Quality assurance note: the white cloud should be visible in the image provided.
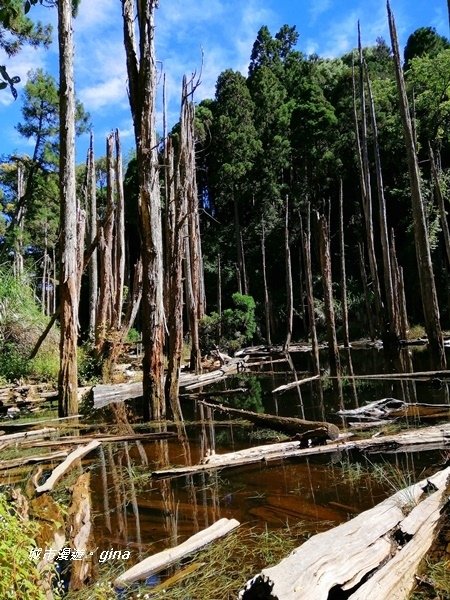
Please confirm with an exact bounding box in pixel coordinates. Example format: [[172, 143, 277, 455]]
[[79, 76, 128, 111], [309, 0, 332, 24]]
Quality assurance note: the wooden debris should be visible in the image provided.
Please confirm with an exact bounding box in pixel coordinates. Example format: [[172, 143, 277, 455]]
[[0, 450, 68, 470], [272, 374, 320, 394], [0, 427, 56, 442], [67, 472, 96, 590], [338, 398, 450, 421], [114, 517, 240, 587], [21, 431, 176, 449], [35, 440, 101, 493], [239, 466, 450, 599], [198, 400, 340, 441], [152, 423, 450, 478]]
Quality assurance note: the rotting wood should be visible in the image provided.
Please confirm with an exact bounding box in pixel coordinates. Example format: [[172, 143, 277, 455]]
[[114, 517, 240, 586], [198, 400, 340, 441], [272, 374, 320, 394], [239, 466, 450, 599], [35, 440, 101, 494], [338, 398, 450, 421], [152, 423, 450, 479], [0, 451, 68, 471]]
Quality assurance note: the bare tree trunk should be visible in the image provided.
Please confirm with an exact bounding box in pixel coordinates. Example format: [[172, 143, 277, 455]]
[[95, 133, 115, 356], [233, 192, 248, 295], [364, 60, 398, 346], [122, 0, 165, 420], [13, 163, 25, 279], [359, 243, 376, 341], [388, 2, 446, 368], [284, 195, 293, 351], [86, 131, 97, 341], [354, 28, 383, 333], [261, 220, 271, 345], [114, 129, 126, 328], [390, 229, 409, 339], [304, 209, 320, 375], [41, 222, 48, 314], [58, 0, 78, 417], [338, 180, 350, 347], [318, 214, 340, 377]]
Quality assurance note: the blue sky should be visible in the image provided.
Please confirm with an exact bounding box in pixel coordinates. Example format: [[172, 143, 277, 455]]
[[0, 0, 448, 165]]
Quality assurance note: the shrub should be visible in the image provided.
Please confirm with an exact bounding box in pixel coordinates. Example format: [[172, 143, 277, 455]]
[[200, 292, 256, 354]]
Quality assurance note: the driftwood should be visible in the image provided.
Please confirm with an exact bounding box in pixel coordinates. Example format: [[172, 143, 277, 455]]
[[272, 374, 320, 394], [92, 357, 248, 408], [338, 397, 450, 421], [198, 400, 340, 441], [35, 440, 101, 493], [239, 466, 450, 599], [152, 423, 450, 479], [114, 517, 240, 586], [0, 427, 57, 449]]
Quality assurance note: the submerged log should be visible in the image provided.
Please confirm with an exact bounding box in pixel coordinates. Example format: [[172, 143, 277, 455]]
[[20, 431, 176, 449], [338, 398, 450, 421], [198, 400, 339, 441], [35, 440, 101, 493], [152, 423, 450, 479], [114, 517, 240, 587], [239, 466, 450, 599]]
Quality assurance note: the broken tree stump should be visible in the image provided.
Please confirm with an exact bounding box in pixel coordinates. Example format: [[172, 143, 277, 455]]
[[239, 466, 450, 599]]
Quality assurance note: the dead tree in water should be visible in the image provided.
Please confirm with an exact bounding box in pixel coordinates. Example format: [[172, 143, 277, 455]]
[[388, 2, 446, 368], [303, 209, 320, 375], [85, 132, 97, 341], [122, 0, 165, 420], [284, 195, 293, 351]]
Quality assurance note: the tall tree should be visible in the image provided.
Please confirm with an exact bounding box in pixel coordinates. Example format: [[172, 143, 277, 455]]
[[122, 0, 165, 420]]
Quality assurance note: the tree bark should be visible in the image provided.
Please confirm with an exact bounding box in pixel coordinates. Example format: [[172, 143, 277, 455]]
[[338, 180, 350, 347], [303, 209, 320, 375], [86, 132, 97, 341], [261, 221, 272, 345], [58, 0, 78, 417], [388, 2, 446, 368], [114, 129, 126, 328], [122, 0, 165, 420], [284, 196, 293, 351]]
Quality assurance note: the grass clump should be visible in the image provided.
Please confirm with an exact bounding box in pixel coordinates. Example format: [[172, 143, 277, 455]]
[[123, 524, 306, 600], [0, 491, 59, 599]]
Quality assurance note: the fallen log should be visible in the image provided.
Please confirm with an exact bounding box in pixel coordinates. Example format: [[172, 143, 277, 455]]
[[35, 440, 101, 493], [338, 398, 450, 421], [92, 358, 248, 408], [239, 466, 450, 599], [272, 374, 320, 395], [152, 423, 450, 479], [20, 431, 176, 449], [114, 517, 240, 587], [198, 400, 339, 441], [0, 450, 68, 470], [0, 427, 57, 447]]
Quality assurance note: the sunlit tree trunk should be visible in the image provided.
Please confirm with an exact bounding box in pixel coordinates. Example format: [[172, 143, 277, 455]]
[[303, 208, 320, 375], [122, 0, 165, 420], [388, 2, 446, 367], [58, 0, 78, 417], [338, 180, 350, 347], [114, 129, 126, 328], [284, 195, 293, 351], [86, 131, 97, 341], [261, 220, 271, 345]]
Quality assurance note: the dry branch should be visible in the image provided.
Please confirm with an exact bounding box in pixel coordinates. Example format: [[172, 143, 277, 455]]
[[114, 517, 240, 586], [35, 440, 101, 493], [338, 398, 450, 421], [239, 466, 450, 599], [0, 451, 68, 470], [272, 374, 320, 394]]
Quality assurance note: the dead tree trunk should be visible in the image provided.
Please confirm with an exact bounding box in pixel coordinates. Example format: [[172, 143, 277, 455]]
[[303, 210, 320, 375], [114, 129, 126, 328], [86, 132, 97, 341], [364, 59, 398, 346], [318, 214, 340, 377], [57, 0, 78, 417], [388, 2, 446, 368], [430, 144, 450, 267], [338, 180, 350, 347], [261, 220, 272, 345], [284, 196, 293, 351], [358, 242, 376, 340], [122, 0, 165, 420]]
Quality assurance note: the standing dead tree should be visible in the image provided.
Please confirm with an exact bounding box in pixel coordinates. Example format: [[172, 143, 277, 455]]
[[122, 0, 165, 420], [388, 2, 446, 368]]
